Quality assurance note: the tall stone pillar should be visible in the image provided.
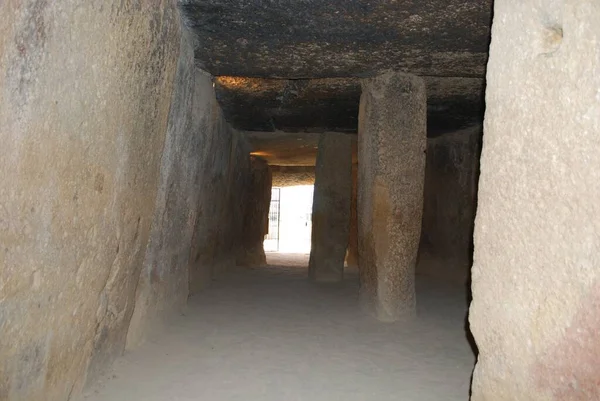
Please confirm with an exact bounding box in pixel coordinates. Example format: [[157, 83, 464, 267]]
[[358, 72, 426, 321], [469, 2, 600, 400], [308, 133, 352, 282], [237, 157, 272, 266]]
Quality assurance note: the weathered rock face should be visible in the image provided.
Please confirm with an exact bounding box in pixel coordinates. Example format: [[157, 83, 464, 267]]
[[237, 157, 272, 266], [0, 1, 181, 399], [246, 130, 359, 168], [216, 77, 485, 136], [246, 132, 320, 166], [127, 31, 252, 346], [271, 166, 315, 187], [418, 125, 481, 285], [217, 78, 362, 133], [180, 0, 492, 79], [0, 3, 256, 400], [358, 72, 426, 321], [125, 23, 200, 352], [469, 1, 600, 400], [186, 94, 252, 293], [308, 133, 353, 282]]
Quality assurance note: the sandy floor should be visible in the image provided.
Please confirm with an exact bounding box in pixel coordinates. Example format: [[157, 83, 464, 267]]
[[84, 254, 475, 401]]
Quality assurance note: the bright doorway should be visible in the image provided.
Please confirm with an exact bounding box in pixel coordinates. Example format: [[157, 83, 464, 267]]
[[264, 185, 314, 254]]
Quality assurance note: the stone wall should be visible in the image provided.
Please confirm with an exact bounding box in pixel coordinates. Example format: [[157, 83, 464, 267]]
[[271, 165, 315, 187], [189, 122, 251, 287], [126, 30, 252, 346], [186, 88, 252, 293], [418, 125, 481, 284], [237, 157, 272, 267], [0, 2, 180, 399], [346, 163, 359, 267], [0, 3, 252, 400], [469, 1, 600, 400]]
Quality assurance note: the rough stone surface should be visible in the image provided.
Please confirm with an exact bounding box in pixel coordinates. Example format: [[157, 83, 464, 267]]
[[418, 125, 481, 285], [217, 77, 485, 136], [246, 131, 320, 166], [0, 1, 181, 399], [186, 97, 252, 294], [237, 157, 272, 266], [180, 0, 492, 78], [126, 32, 253, 346], [217, 78, 362, 133], [271, 166, 315, 187], [358, 72, 426, 321], [469, 1, 600, 400], [308, 133, 352, 282], [346, 162, 359, 268], [246, 131, 359, 168], [125, 27, 200, 350]]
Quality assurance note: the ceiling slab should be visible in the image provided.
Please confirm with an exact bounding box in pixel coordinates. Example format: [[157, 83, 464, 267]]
[[247, 132, 320, 166], [180, 0, 493, 79]]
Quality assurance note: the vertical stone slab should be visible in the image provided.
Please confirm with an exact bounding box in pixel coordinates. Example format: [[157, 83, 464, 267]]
[[469, 2, 600, 400], [0, 2, 181, 399], [346, 162, 359, 268], [237, 157, 272, 266], [188, 122, 252, 292], [126, 29, 199, 349], [358, 72, 426, 321], [418, 125, 482, 285], [308, 133, 352, 282]]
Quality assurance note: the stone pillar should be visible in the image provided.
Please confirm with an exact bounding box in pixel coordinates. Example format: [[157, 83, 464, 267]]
[[237, 157, 272, 266], [308, 133, 352, 282], [346, 163, 359, 268], [469, 2, 600, 400], [357, 72, 426, 321]]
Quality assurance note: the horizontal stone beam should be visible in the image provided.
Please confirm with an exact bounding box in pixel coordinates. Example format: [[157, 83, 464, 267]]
[[216, 77, 484, 136]]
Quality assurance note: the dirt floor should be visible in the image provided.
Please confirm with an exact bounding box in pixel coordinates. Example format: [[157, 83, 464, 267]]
[[83, 253, 475, 401]]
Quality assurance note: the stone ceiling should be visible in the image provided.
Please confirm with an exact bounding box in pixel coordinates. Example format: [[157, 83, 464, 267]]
[[247, 132, 320, 166], [180, 0, 493, 78], [247, 131, 358, 166], [180, 0, 492, 158]]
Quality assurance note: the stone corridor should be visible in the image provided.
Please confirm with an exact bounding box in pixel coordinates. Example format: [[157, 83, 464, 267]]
[[1, 1, 598, 400]]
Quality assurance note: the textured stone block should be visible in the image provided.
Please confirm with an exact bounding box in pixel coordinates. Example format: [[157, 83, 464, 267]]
[[357, 72, 426, 321], [309, 133, 352, 282], [469, 1, 600, 399]]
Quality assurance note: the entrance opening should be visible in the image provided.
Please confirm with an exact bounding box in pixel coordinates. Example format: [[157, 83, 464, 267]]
[[263, 187, 281, 252], [264, 185, 314, 266]]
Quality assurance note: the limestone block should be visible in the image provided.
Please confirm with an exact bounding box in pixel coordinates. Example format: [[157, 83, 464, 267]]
[[469, 1, 600, 399], [418, 125, 482, 285], [346, 162, 359, 268], [0, 2, 180, 399], [237, 157, 272, 266], [271, 165, 315, 187], [309, 133, 352, 282]]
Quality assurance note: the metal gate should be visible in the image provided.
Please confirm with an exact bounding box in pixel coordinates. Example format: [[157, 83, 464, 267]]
[[264, 188, 281, 252]]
